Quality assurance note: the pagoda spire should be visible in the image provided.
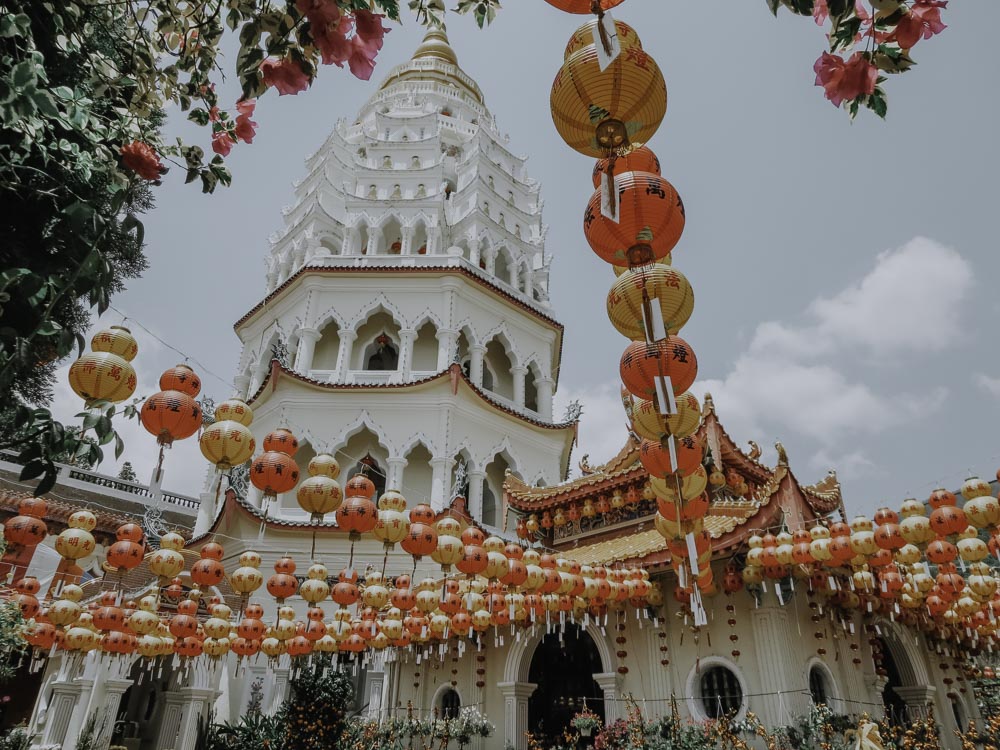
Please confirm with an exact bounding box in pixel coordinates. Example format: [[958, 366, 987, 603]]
[[411, 25, 458, 66]]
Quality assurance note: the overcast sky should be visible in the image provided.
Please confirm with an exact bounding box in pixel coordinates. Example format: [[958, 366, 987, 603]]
[[53, 1, 1000, 516]]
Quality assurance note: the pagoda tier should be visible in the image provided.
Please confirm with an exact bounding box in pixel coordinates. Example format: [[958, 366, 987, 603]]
[[503, 394, 844, 567]]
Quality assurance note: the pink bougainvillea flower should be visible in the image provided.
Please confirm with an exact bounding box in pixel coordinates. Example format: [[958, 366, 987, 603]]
[[208, 105, 220, 122], [892, 1, 948, 49], [120, 141, 164, 180], [348, 34, 381, 81], [260, 57, 311, 96], [812, 0, 829, 25], [297, 0, 354, 66], [813, 51, 877, 107], [353, 9, 390, 53], [234, 99, 257, 144], [211, 130, 236, 156]]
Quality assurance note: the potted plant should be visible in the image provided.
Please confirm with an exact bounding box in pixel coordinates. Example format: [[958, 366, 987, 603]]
[[571, 706, 601, 738]]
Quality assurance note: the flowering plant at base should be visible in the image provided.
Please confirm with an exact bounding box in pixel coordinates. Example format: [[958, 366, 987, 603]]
[[571, 705, 602, 735]]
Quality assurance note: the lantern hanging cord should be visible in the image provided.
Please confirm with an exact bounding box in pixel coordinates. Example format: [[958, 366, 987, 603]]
[[106, 304, 234, 391]]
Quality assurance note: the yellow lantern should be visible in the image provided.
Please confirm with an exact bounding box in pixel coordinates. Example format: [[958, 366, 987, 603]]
[[200, 419, 255, 471], [551, 37, 667, 158], [299, 564, 331, 604], [431, 517, 463, 572], [213, 397, 254, 426], [230, 551, 265, 598], [563, 17, 643, 59], [607, 265, 694, 341], [964, 494, 1000, 529], [296, 453, 343, 521], [961, 476, 992, 501], [91, 326, 138, 360], [372, 490, 409, 549], [649, 464, 707, 502], [631, 392, 701, 442], [68, 352, 137, 405]]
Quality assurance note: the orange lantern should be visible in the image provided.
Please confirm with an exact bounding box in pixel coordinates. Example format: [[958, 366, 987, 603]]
[[620, 337, 698, 400], [266, 557, 299, 603], [250, 429, 300, 512], [585, 172, 685, 266], [140, 386, 203, 446], [593, 144, 660, 188], [639, 436, 702, 478], [336, 485, 378, 541], [929, 506, 967, 537], [3, 497, 48, 549], [106, 523, 146, 573], [544, 0, 626, 13], [190, 543, 225, 587], [158, 364, 201, 396]]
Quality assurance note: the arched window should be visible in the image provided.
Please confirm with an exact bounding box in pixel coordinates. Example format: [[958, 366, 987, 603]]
[[951, 696, 967, 730], [349, 454, 386, 498], [809, 665, 829, 706], [364, 335, 398, 371], [699, 666, 743, 720], [439, 688, 461, 719]]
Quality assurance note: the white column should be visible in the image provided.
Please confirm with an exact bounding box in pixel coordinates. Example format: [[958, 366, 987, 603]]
[[497, 682, 537, 750], [266, 269, 278, 292], [512, 365, 527, 408], [895, 686, 936, 722], [400, 226, 415, 256], [469, 344, 485, 386], [436, 329, 459, 371], [467, 469, 486, 521], [430, 457, 454, 510], [293, 328, 321, 373], [537, 377, 554, 421], [399, 328, 416, 378], [40, 679, 89, 748], [345, 227, 359, 255], [427, 226, 442, 255], [97, 678, 135, 748], [277, 259, 291, 283], [593, 672, 622, 724], [156, 693, 186, 750], [387, 457, 408, 491], [368, 227, 384, 255], [336, 331, 358, 381], [750, 605, 795, 727], [470, 237, 482, 266]]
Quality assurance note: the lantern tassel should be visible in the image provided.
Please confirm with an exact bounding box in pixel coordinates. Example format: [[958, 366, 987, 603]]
[[591, 0, 614, 58]]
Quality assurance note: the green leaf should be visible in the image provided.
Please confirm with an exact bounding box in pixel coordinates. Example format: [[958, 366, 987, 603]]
[[0, 13, 31, 38], [34, 469, 57, 497]]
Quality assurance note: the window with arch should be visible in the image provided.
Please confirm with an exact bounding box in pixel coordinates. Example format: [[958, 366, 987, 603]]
[[363, 334, 398, 371], [808, 665, 830, 706], [699, 665, 743, 720], [951, 696, 966, 730], [349, 454, 386, 499], [438, 688, 461, 719]]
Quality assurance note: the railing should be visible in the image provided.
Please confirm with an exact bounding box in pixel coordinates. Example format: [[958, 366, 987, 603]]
[[0, 450, 200, 514]]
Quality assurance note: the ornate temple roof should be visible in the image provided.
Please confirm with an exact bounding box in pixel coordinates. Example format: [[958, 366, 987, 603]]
[[503, 394, 845, 568]]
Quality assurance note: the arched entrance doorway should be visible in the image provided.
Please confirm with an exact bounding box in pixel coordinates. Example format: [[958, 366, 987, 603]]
[[879, 637, 909, 725], [527, 625, 604, 745]]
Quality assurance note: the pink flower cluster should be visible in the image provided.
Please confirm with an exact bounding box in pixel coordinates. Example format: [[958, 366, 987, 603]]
[[811, 0, 947, 109], [120, 141, 164, 181], [257, 0, 391, 98], [210, 100, 258, 157]]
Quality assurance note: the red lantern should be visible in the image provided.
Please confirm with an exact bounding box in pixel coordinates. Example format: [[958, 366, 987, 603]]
[[874, 523, 904, 551], [929, 506, 966, 537], [332, 569, 360, 607], [263, 428, 299, 454], [584, 172, 685, 266], [336, 492, 378, 540], [141, 389, 203, 446], [544, 0, 625, 13], [593, 146, 660, 188], [267, 557, 299, 603], [345, 473, 376, 499], [191, 543, 225, 587], [250, 451, 299, 496], [929, 488, 956, 509], [639, 436, 702, 478], [158, 364, 201, 397], [620, 337, 698, 400]]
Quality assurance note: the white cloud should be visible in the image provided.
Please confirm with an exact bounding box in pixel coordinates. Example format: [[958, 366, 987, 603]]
[[695, 238, 966, 445], [554, 383, 632, 477], [975, 373, 1000, 399]]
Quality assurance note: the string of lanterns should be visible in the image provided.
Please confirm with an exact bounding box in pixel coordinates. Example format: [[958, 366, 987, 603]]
[[544, 0, 712, 622]]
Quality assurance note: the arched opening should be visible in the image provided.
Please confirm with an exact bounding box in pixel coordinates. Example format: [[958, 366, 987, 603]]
[[808, 664, 831, 707], [483, 338, 514, 400], [879, 636, 909, 725], [482, 452, 515, 528], [527, 625, 604, 746], [950, 695, 967, 731], [347, 454, 387, 499], [402, 443, 433, 505], [438, 688, 461, 719], [382, 216, 403, 255], [524, 363, 541, 413], [495, 247, 514, 287], [455, 329, 472, 379], [450, 449, 474, 500], [357, 220, 371, 255], [411, 321, 438, 372], [312, 322, 341, 371], [411, 220, 429, 255], [353, 309, 402, 371], [320, 233, 343, 256]]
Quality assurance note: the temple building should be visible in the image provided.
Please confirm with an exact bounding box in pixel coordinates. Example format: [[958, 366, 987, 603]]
[[11, 28, 980, 750]]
